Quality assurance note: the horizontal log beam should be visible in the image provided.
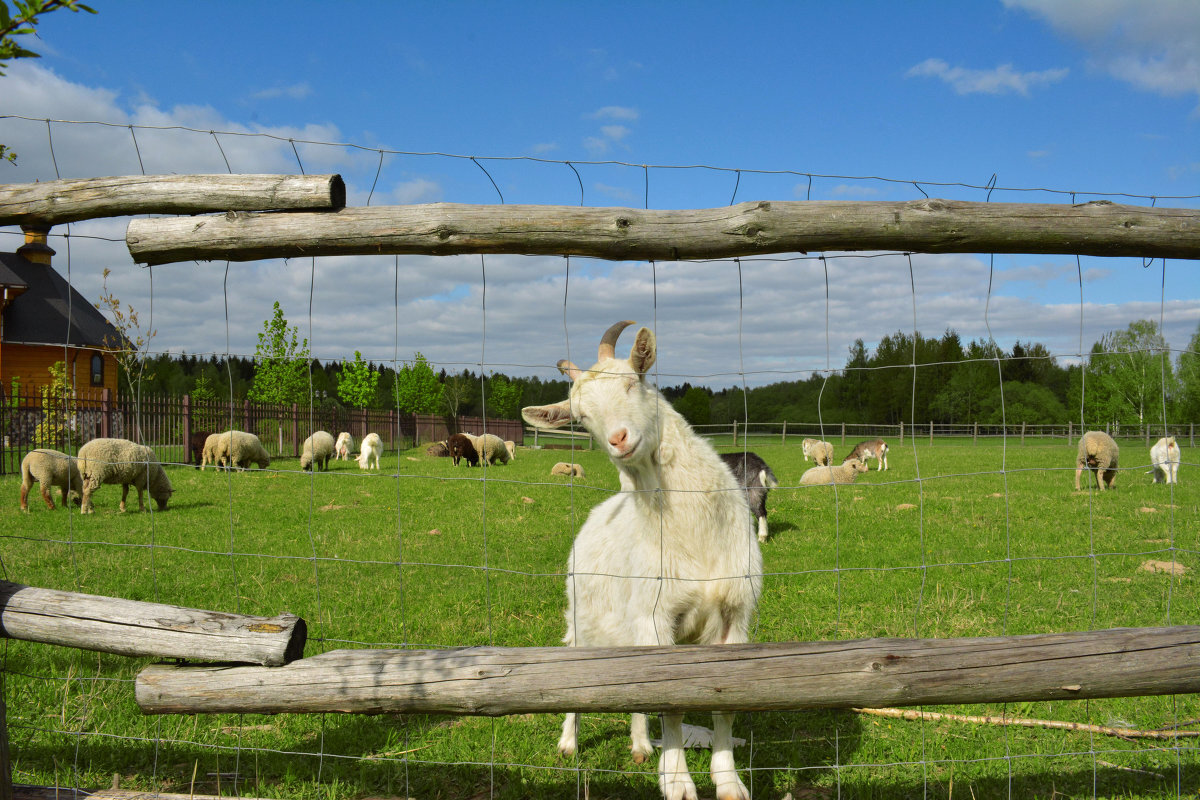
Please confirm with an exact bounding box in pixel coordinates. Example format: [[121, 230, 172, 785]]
[[14, 786, 270, 800], [135, 625, 1200, 716], [0, 581, 305, 666], [124, 199, 1200, 265], [0, 174, 345, 226]]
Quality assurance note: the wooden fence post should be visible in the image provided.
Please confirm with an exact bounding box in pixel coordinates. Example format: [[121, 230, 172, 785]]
[[732, 420, 738, 447], [781, 420, 787, 444], [840, 422, 845, 446], [899, 421, 904, 445], [1068, 420, 1073, 441], [291, 404, 300, 458], [929, 421, 934, 445], [973, 421, 978, 444], [100, 388, 111, 439], [1021, 421, 1026, 445], [181, 394, 191, 465]]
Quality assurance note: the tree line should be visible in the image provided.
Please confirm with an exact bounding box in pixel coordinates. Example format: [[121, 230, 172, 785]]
[[114, 302, 1200, 429]]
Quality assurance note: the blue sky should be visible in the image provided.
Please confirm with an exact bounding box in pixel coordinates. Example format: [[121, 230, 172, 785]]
[[1, 0, 1197, 387]]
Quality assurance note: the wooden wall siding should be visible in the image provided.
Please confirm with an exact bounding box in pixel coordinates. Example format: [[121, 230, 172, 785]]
[[0, 344, 119, 397]]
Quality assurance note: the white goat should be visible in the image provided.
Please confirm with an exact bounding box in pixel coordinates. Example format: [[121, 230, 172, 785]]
[[1149, 436, 1180, 484], [522, 321, 761, 800], [335, 432, 353, 461], [357, 432, 382, 470]]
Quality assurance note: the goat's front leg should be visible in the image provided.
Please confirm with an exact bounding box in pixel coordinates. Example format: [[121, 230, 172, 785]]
[[710, 711, 749, 800], [557, 712, 578, 757], [658, 712, 698, 800], [630, 712, 652, 763]]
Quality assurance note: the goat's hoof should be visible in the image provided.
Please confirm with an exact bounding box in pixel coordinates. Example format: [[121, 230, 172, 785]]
[[714, 776, 750, 800], [557, 744, 576, 759], [631, 748, 648, 764]]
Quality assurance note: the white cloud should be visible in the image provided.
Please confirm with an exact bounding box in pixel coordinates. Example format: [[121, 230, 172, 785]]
[[586, 106, 639, 122], [1005, 0, 1200, 109], [906, 58, 1069, 95], [600, 125, 630, 142]]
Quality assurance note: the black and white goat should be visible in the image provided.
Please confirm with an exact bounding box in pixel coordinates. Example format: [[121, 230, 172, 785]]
[[522, 321, 762, 800], [719, 451, 779, 542]]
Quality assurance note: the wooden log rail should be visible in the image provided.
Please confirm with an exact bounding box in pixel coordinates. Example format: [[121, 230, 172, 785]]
[[136, 625, 1200, 715], [0, 581, 306, 666], [124, 199, 1200, 266], [0, 174, 345, 226]]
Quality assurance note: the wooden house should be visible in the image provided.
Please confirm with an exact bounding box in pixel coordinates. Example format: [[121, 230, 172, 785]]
[[0, 225, 123, 400]]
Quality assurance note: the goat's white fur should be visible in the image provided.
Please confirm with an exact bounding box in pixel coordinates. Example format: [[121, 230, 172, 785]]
[[1150, 436, 1180, 484], [356, 432, 382, 470], [335, 432, 353, 461], [522, 321, 761, 800]]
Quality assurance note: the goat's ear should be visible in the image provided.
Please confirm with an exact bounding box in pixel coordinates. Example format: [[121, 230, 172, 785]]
[[630, 327, 656, 375], [522, 400, 573, 429]]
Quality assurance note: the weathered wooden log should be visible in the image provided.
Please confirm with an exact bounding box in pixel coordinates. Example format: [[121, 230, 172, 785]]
[[136, 625, 1200, 716], [0, 581, 305, 666], [125, 199, 1200, 265], [14, 786, 271, 800], [0, 174, 345, 226]]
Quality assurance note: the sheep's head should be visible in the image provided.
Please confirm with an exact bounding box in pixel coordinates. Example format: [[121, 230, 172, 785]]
[[522, 320, 662, 469], [846, 457, 868, 474]]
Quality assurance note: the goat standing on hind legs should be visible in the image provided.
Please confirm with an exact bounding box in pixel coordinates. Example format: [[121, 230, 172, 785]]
[[522, 321, 763, 800]]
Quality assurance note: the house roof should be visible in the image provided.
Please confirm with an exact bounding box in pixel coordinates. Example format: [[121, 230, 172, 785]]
[[0, 251, 124, 350]]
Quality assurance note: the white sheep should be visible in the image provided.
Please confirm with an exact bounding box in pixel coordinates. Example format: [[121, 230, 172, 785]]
[[300, 431, 336, 471], [1149, 436, 1180, 485], [1075, 430, 1119, 491], [212, 431, 271, 470], [335, 432, 353, 461], [504, 440, 516, 461], [77, 437, 173, 514], [550, 461, 585, 478], [472, 433, 511, 465], [357, 432, 382, 470], [200, 432, 224, 470], [801, 437, 834, 466], [798, 457, 868, 486], [20, 448, 83, 511], [523, 320, 760, 800]]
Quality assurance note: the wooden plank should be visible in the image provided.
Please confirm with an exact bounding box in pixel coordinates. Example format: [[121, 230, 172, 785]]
[[125, 199, 1200, 266], [135, 625, 1200, 716], [0, 174, 345, 226], [14, 786, 272, 800], [0, 581, 305, 666]]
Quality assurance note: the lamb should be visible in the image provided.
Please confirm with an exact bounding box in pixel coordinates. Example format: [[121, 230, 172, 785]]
[[300, 431, 336, 472], [719, 451, 779, 542], [357, 432, 382, 470], [425, 441, 450, 457], [801, 437, 834, 466], [1149, 436, 1180, 485], [446, 433, 479, 467], [335, 432, 354, 461], [522, 320, 761, 800], [76, 437, 173, 514], [845, 438, 889, 471], [200, 432, 224, 470], [550, 461, 585, 478], [213, 430, 270, 470], [504, 440, 517, 461], [799, 457, 868, 486], [20, 448, 83, 511], [1075, 430, 1119, 491], [473, 433, 511, 465]]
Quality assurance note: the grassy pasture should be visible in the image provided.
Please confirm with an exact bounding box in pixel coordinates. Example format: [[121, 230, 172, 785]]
[[1, 436, 1197, 799]]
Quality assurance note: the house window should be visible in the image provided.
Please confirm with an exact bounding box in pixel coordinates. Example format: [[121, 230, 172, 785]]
[[90, 353, 104, 386]]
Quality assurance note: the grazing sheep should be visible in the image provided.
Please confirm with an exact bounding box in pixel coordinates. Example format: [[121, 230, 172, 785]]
[[357, 432, 382, 470], [845, 438, 889, 471], [719, 451, 779, 542], [300, 431, 336, 472], [801, 438, 834, 466], [20, 449, 83, 511], [473, 433, 512, 465], [213, 430, 271, 470], [504, 440, 517, 461], [1149, 436, 1180, 485], [200, 432, 223, 470], [1075, 430, 1119, 491], [77, 437, 173, 514], [799, 457, 868, 486], [447, 433, 479, 467], [550, 461, 585, 478], [335, 432, 354, 461], [425, 441, 450, 457], [188, 430, 211, 468], [522, 320, 760, 800]]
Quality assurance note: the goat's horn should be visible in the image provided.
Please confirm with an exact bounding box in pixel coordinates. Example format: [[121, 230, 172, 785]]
[[598, 320, 636, 361], [556, 359, 583, 381]]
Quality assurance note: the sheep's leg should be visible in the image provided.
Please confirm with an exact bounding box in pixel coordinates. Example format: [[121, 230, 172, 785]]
[[19, 480, 30, 512], [710, 712, 749, 800], [40, 484, 57, 510], [658, 713, 697, 800], [119, 484, 130, 513]]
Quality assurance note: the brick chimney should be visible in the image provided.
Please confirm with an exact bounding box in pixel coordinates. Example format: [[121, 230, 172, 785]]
[[16, 223, 55, 265]]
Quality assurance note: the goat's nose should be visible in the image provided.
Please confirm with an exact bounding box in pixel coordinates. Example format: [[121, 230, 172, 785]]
[[609, 428, 628, 450]]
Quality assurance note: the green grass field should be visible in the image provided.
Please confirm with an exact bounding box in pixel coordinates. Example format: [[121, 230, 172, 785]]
[[2, 436, 1197, 799]]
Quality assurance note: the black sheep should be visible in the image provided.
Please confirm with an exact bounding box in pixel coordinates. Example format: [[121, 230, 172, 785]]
[[447, 433, 479, 467]]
